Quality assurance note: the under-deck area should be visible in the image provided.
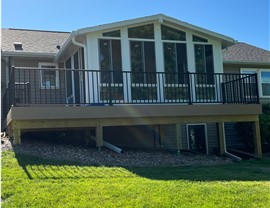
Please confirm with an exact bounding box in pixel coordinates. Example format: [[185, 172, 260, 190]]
[[4, 104, 262, 158]]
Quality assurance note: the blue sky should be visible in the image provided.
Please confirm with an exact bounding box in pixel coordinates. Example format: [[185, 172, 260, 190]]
[[1, 0, 270, 50]]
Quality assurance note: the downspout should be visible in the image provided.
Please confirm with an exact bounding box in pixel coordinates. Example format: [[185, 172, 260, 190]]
[[71, 37, 89, 103], [222, 127, 242, 161]]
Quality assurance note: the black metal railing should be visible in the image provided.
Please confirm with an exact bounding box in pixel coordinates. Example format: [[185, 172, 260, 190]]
[[2, 67, 259, 118]]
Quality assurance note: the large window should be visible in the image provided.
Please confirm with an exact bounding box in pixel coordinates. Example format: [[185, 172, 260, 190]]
[[163, 43, 187, 83], [99, 39, 122, 83], [39, 63, 59, 89], [130, 41, 156, 84], [162, 25, 188, 101], [99, 39, 123, 100]]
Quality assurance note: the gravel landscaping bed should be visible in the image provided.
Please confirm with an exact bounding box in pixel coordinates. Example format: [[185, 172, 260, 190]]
[[1, 134, 233, 167]]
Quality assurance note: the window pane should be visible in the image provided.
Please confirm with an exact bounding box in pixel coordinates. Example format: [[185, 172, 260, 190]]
[[193, 35, 208, 42], [103, 30, 120, 37], [164, 42, 176, 73], [128, 24, 154, 39], [42, 70, 56, 87], [261, 71, 270, 83], [195, 44, 205, 73], [130, 41, 143, 83], [144, 42, 156, 84], [111, 40, 122, 83], [161, 25, 186, 41], [195, 44, 214, 84], [262, 84, 270, 96], [99, 39, 111, 83]]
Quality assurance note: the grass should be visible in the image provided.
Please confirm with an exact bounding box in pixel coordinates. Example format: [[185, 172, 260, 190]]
[[1, 151, 270, 208]]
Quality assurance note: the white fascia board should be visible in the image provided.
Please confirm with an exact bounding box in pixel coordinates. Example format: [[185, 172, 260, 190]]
[[162, 15, 235, 45], [77, 14, 235, 46], [77, 14, 162, 34], [2, 51, 56, 59]]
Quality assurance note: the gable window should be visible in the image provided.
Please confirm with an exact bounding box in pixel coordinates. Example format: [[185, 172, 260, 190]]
[[128, 24, 154, 39], [39, 63, 59, 89], [193, 35, 208, 43], [161, 25, 186, 41]]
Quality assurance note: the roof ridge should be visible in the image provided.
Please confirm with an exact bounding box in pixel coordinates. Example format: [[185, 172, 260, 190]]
[[3, 28, 70, 34]]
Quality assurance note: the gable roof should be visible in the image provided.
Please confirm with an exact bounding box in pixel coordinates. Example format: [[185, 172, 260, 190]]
[[77, 14, 235, 46], [55, 14, 235, 61], [223, 42, 270, 66], [1, 28, 70, 58]]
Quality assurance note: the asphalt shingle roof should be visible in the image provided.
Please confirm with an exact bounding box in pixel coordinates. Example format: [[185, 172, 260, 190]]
[[223, 42, 270, 63], [1, 28, 70, 55]]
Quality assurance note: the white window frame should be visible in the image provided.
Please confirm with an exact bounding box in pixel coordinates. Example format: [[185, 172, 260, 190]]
[[39, 62, 59, 89], [259, 70, 270, 98]]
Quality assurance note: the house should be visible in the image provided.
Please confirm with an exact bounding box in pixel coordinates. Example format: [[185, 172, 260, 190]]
[[1, 14, 262, 158], [223, 42, 270, 104]]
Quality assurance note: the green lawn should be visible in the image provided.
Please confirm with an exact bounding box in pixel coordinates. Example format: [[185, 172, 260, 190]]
[[2, 151, 270, 208]]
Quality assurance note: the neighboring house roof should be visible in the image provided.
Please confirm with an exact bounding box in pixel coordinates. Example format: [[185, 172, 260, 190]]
[[1, 28, 70, 58], [223, 42, 270, 66]]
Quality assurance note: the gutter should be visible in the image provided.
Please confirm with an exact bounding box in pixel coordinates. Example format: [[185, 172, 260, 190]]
[[223, 60, 270, 66], [2, 51, 56, 59], [71, 36, 88, 70]]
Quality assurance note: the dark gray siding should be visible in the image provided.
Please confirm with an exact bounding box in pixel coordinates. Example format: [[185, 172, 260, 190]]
[[207, 123, 218, 154]]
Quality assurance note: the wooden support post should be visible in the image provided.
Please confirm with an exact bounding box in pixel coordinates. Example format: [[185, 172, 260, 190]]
[[96, 124, 103, 151], [175, 124, 182, 154], [218, 122, 225, 156], [253, 120, 262, 159], [13, 128, 21, 145]]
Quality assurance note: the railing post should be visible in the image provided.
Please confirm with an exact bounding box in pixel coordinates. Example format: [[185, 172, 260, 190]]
[[254, 73, 260, 104], [186, 71, 192, 105], [108, 70, 113, 106], [10, 66, 16, 107]]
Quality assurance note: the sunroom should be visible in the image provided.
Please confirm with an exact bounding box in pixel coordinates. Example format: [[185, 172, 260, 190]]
[[2, 14, 262, 158]]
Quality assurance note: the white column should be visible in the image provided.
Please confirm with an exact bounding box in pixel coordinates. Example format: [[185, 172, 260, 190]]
[[121, 28, 132, 103], [87, 33, 100, 103], [154, 22, 165, 102]]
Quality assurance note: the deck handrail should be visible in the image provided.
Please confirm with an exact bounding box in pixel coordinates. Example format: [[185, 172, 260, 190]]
[[2, 67, 259, 119]]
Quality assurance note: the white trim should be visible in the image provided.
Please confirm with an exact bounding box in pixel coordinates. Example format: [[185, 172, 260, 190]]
[[186, 123, 208, 155], [38, 62, 59, 89]]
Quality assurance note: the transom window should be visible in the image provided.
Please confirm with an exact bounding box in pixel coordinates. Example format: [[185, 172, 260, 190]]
[[128, 24, 154, 39], [161, 25, 186, 41], [102, 30, 121, 37], [39, 63, 59, 89]]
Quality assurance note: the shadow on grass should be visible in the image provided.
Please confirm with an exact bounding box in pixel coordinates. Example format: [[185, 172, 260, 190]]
[[11, 150, 270, 182]]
